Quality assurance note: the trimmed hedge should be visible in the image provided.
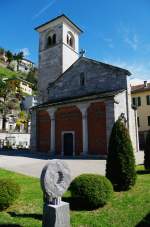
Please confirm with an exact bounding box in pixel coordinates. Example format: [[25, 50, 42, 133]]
[[106, 119, 136, 191], [144, 130, 150, 170], [69, 174, 113, 209], [0, 179, 20, 210]]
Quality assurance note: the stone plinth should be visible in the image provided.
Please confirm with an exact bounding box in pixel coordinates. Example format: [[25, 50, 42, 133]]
[[42, 201, 70, 227]]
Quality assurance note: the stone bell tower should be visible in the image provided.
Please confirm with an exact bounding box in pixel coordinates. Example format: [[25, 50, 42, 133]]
[[35, 14, 83, 103]]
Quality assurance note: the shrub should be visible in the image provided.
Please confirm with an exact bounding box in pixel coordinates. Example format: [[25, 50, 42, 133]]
[[144, 130, 150, 170], [0, 179, 20, 210], [69, 174, 113, 209], [106, 119, 136, 191]]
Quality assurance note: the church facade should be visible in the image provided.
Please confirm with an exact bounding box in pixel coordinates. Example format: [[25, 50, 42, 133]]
[[31, 14, 138, 157]]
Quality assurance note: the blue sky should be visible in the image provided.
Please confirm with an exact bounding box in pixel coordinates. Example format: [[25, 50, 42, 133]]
[[0, 0, 150, 82]]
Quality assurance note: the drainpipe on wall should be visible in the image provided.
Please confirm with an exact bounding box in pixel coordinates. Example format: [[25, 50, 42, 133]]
[[133, 106, 139, 152], [126, 87, 130, 130]]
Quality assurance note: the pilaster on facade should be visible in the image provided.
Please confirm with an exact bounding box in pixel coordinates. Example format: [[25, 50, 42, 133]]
[[105, 100, 115, 150], [47, 108, 57, 156], [30, 109, 37, 152], [77, 103, 90, 156]]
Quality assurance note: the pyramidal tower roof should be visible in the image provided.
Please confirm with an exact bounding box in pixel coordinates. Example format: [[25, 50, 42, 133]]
[[35, 14, 83, 34]]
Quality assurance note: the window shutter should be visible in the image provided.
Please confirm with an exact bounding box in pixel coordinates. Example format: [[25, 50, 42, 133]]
[[148, 116, 150, 126], [132, 98, 135, 106], [138, 97, 141, 106], [147, 96, 150, 105]]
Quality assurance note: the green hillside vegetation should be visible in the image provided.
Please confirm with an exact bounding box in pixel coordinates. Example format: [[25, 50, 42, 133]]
[[0, 66, 26, 80]]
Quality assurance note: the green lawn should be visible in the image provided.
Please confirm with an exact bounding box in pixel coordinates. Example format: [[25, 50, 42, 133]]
[[0, 166, 149, 227]]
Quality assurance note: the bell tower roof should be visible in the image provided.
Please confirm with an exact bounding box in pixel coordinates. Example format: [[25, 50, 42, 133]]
[[35, 14, 83, 34]]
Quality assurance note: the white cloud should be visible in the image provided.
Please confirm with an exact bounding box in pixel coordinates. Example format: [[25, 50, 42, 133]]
[[33, 0, 58, 19], [124, 33, 139, 51], [103, 58, 150, 81], [103, 38, 114, 48], [129, 78, 144, 86], [20, 48, 30, 57], [118, 23, 139, 51]]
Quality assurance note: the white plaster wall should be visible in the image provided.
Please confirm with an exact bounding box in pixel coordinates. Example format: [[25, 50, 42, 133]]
[[20, 82, 32, 95], [23, 96, 37, 110], [114, 90, 138, 153], [0, 118, 2, 130], [0, 133, 30, 148], [62, 23, 79, 73], [62, 44, 79, 73], [128, 85, 139, 153], [63, 23, 79, 53], [114, 90, 127, 121]]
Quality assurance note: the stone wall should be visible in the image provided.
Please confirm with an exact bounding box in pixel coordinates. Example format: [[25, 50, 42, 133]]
[[48, 57, 128, 101]]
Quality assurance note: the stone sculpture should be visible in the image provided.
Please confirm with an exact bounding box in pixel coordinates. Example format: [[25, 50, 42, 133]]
[[41, 160, 71, 227]]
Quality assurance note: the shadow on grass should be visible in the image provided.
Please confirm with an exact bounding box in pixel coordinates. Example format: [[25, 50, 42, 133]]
[[136, 213, 150, 227], [0, 225, 21, 227], [136, 170, 150, 175], [63, 197, 99, 211], [8, 212, 42, 221]]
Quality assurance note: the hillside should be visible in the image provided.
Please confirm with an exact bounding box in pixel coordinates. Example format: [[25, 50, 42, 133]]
[[0, 66, 26, 79]]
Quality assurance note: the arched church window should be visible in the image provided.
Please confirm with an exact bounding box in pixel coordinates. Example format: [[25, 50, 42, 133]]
[[67, 31, 75, 49], [67, 35, 69, 45], [70, 38, 73, 47], [53, 34, 56, 45], [80, 72, 85, 86], [47, 36, 52, 47]]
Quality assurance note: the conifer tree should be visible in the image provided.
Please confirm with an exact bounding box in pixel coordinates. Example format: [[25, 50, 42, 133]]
[[106, 119, 136, 191]]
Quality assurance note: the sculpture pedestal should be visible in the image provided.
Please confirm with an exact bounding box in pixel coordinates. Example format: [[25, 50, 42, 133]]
[[42, 201, 70, 227]]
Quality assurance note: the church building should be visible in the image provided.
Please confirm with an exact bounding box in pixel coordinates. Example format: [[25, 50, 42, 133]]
[[31, 14, 138, 157]]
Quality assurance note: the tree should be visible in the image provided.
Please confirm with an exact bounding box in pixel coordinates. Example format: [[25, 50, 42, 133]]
[[6, 51, 13, 64], [26, 68, 38, 91], [106, 119, 136, 191], [0, 78, 21, 131], [14, 51, 24, 71], [144, 130, 150, 170], [16, 111, 28, 132], [0, 47, 5, 56]]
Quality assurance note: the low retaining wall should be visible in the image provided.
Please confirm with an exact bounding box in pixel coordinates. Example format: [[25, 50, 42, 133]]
[[0, 133, 30, 148]]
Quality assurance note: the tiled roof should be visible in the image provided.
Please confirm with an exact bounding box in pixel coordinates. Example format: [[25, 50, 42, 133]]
[[131, 82, 150, 93]]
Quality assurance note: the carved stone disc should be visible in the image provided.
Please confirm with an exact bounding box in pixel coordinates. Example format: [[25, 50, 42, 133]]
[[40, 160, 71, 198]]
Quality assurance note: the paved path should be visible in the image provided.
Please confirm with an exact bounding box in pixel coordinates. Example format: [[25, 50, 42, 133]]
[[0, 151, 144, 179], [0, 152, 106, 179]]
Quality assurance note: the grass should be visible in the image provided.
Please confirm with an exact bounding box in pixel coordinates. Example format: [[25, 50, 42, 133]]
[[0, 66, 25, 79], [0, 166, 149, 227]]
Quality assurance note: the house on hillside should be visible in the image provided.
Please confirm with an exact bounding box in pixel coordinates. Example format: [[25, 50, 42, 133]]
[[131, 80, 150, 149], [21, 95, 37, 111], [6, 78, 33, 95], [30, 14, 139, 157], [17, 59, 35, 73]]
